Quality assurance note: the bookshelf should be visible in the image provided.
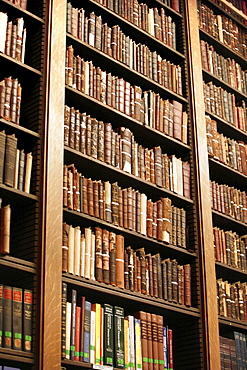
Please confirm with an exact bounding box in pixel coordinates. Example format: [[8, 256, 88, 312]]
[[1, 0, 247, 369]]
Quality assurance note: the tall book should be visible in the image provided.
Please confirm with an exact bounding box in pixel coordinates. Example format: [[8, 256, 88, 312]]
[[0, 284, 3, 347], [103, 303, 114, 366], [12, 287, 22, 351], [3, 286, 12, 349], [83, 300, 91, 362], [23, 289, 32, 352], [3, 134, 17, 188], [114, 306, 125, 368], [61, 283, 67, 358]]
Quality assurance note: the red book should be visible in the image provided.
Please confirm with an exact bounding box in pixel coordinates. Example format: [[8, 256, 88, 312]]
[[168, 329, 173, 370], [74, 305, 81, 361]]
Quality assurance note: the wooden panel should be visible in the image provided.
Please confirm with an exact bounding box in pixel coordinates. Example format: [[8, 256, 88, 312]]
[[184, 0, 221, 368], [38, 0, 66, 368]]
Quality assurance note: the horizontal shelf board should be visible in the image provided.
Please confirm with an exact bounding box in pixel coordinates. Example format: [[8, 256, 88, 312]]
[[63, 273, 200, 318], [0, 118, 40, 139], [83, 0, 185, 61], [209, 158, 247, 190], [199, 29, 247, 69], [206, 0, 247, 29], [64, 147, 193, 207], [0, 255, 36, 274], [62, 359, 93, 368], [218, 315, 247, 331], [216, 261, 247, 281], [65, 86, 190, 156], [212, 210, 247, 235], [63, 208, 197, 260], [0, 348, 34, 363], [0, 183, 38, 204], [155, 0, 183, 18], [202, 68, 247, 103], [1, 0, 44, 23], [67, 34, 188, 103], [0, 52, 42, 76], [205, 110, 247, 142]]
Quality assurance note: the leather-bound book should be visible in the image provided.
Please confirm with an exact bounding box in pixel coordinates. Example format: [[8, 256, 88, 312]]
[[152, 202, 157, 239], [4, 133, 17, 188], [184, 264, 191, 306], [97, 120, 104, 161], [80, 176, 88, 214], [93, 180, 99, 218], [3, 77, 13, 121], [0, 131, 6, 184], [161, 259, 168, 301], [87, 178, 94, 216], [10, 24, 17, 60], [172, 100, 182, 141], [124, 249, 129, 290], [3, 286, 12, 349], [152, 255, 158, 298], [118, 188, 123, 227], [95, 227, 103, 282], [104, 230, 114, 286], [147, 199, 153, 238], [162, 197, 171, 243], [137, 247, 146, 295], [146, 253, 153, 297], [154, 146, 162, 187], [24, 152, 32, 193], [98, 181, 104, 220], [104, 181, 112, 223], [66, 45, 74, 87], [136, 254, 141, 293], [156, 315, 164, 370], [62, 222, 70, 272], [111, 182, 119, 226], [116, 234, 124, 288], [120, 127, 132, 174], [125, 246, 133, 292], [12, 287, 22, 351], [104, 122, 112, 165], [74, 110, 80, 151], [10, 78, 18, 123], [102, 229, 110, 284], [182, 161, 191, 199], [171, 259, 178, 303], [162, 153, 170, 190], [64, 105, 70, 147], [151, 314, 159, 370], [155, 253, 162, 299]]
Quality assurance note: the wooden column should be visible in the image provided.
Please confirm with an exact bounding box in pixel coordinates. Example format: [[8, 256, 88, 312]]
[[184, 0, 221, 368], [38, 0, 66, 368]]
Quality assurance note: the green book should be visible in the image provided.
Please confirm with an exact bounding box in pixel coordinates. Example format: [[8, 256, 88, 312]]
[[114, 306, 124, 369], [103, 303, 114, 366]]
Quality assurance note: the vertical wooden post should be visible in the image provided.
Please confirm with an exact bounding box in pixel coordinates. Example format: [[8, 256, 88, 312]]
[[184, 0, 221, 368], [39, 0, 66, 368]]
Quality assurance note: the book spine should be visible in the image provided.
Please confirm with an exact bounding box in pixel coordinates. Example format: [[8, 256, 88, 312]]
[[83, 300, 91, 362], [0, 284, 2, 347], [103, 303, 114, 366], [61, 283, 67, 358], [23, 289, 32, 352], [13, 287, 22, 351], [114, 306, 125, 368], [3, 286, 12, 349]]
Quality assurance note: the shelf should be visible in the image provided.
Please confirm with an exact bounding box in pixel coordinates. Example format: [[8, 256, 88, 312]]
[[0, 53, 42, 76], [0, 183, 38, 204], [199, 29, 247, 69], [63, 273, 200, 318], [63, 208, 197, 259], [205, 0, 247, 29], [65, 147, 193, 208], [209, 158, 247, 190], [0, 117, 40, 140], [205, 110, 247, 143], [0, 0, 45, 23], [66, 34, 188, 103], [65, 86, 190, 156], [202, 68, 247, 103], [0, 255, 36, 274], [218, 315, 247, 331], [212, 210, 247, 235], [216, 261, 247, 281], [75, 0, 185, 62], [0, 347, 34, 364]]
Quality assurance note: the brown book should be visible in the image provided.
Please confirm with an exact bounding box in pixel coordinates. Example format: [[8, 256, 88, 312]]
[[62, 222, 69, 272], [4, 133, 17, 187], [171, 259, 178, 303], [154, 146, 162, 187], [87, 178, 94, 216], [0, 130, 6, 183], [116, 234, 124, 288], [109, 231, 116, 286], [152, 254, 158, 298], [151, 314, 159, 370], [102, 229, 110, 284], [112, 182, 119, 226], [104, 122, 112, 165], [64, 105, 70, 147], [147, 199, 153, 238], [126, 246, 134, 292], [136, 247, 146, 295], [146, 312, 154, 370], [24, 152, 32, 193], [155, 253, 162, 299], [124, 249, 129, 290], [93, 180, 99, 218], [81, 176, 88, 214], [0, 204, 11, 255], [156, 315, 164, 370], [172, 100, 182, 141], [95, 227, 103, 282], [182, 161, 191, 199], [184, 264, 191, 306]]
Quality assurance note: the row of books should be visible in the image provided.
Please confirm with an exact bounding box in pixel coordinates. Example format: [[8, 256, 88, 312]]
[[67, 2, 176, 50], [66, 45, 183, 99], [199, 3, 247, 59], [209, 0, 247, 23], [0, 77, 22, 125], [5, 0, 27, 10], [210, 181, 247, 224], [206, 116, 247, 175], [63, 166, 187, 247], [62, 285, 174, 369], [0, 13, 26, 63], [0, 284, 32, 352], [0, 131, 32, 193], [217, 278, 247, 322], [201, 39, 247, 95], [62, 224, 192, 306], [0, 200, 11, 255], [64, 107, 191, 198], [213, 227, 247, 271], [204, 81, 247, 131]]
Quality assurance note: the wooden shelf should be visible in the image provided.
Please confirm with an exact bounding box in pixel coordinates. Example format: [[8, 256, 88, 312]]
[[0, 117, 40, 139], [1, 0, 45, 23], [212, 209, 247, 235], [206, 0, 247, 29], [209, 157, 247, 190], [0, 347, 34, 364], [0, 255, 36, 273], [218, 315, 247, 331], [63, 273, 200, 318], [216, 261, 247, 281]]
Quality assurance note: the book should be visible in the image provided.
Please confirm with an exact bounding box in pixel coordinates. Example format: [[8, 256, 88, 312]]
[[83, 300, 91, 362], [4, 134, 17, 187], [3, 286, 12, 349], [103, 303, 114, 366], [61, 283, 67, 358], [23, 289, 32, 352], [0, 284, 3, 347], [12, 287, 22, 351], [114, 306, 124, 368]]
